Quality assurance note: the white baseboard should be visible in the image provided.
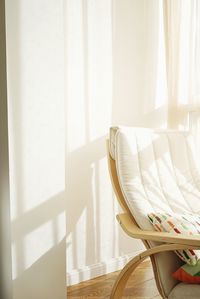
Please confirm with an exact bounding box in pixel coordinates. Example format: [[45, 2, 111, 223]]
[[67, 250, 143, 286]]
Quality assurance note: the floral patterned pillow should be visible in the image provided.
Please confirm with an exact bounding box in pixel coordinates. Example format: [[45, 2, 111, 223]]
[[148, 212, 200, 265]]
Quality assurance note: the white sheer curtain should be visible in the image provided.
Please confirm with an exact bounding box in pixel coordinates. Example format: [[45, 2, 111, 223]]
[[163, 0, 200, 128]]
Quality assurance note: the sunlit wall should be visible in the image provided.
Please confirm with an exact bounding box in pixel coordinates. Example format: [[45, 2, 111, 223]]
[[66, 0, 169, 285], [4, 0, 194, 293], [6, 1, 66, 298]]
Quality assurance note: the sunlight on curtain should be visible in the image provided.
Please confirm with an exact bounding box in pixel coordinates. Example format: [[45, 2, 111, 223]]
[[164, 0, 200, 128], [155, 0, 167, 110]]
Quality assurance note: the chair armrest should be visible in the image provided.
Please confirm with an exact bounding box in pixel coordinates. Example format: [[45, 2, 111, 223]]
[[117, 213, 200, 247]]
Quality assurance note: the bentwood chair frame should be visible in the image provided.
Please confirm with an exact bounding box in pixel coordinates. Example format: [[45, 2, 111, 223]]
[[106, 140, 200, 299]]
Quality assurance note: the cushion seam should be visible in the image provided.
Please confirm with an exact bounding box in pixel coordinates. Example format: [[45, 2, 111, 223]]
[[151, 134, 173, 211], [166, 133, 192, 212]]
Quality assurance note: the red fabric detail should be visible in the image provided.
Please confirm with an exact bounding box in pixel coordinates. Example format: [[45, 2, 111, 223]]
[[174, 228, 181, 234], [173, 268, 200, 284]]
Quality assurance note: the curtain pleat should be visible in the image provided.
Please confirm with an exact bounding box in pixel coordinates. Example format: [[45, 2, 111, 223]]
[[162, 0, 200, 128]]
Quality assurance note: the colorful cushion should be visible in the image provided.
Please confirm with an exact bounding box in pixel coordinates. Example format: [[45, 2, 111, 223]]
[[173, 260, 200, 284], [148, 212, 200, 265]]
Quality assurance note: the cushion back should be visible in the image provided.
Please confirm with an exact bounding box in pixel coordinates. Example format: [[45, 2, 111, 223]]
[[110, 127, 200, 230]]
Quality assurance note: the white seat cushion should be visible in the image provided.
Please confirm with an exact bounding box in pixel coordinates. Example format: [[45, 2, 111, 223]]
[[169, 283, 200, 299]]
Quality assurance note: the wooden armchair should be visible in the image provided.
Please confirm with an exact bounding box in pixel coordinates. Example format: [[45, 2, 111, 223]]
[[107, 127, 200, 299]]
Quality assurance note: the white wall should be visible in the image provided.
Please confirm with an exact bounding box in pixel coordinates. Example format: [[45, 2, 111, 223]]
[[0, 1, 12, 298], [66, 0, 169, 285], [6, 1, 66, 299], [66, 0, 167, 285], [4, 0, 170, 293]]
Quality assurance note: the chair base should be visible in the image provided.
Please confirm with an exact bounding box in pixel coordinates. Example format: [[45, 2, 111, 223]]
[[110, 243, 198, 299]]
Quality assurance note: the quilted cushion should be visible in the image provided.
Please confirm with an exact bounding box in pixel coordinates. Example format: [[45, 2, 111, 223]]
[[148, 212, 200, 265], [113, 127, 200, 230]]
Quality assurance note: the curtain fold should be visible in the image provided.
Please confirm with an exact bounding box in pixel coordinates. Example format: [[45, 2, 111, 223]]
[[162, 0, 200, 128]]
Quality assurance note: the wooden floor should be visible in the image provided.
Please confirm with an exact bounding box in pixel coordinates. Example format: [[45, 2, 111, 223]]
[[67, 260, 162, 299]]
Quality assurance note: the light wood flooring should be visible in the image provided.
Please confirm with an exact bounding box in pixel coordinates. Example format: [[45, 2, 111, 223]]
[[67, 260, 162, 299]]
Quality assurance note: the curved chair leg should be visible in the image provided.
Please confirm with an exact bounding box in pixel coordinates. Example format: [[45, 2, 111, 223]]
[[110, 253, 146, 299], [110, 243, 198, 299]]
